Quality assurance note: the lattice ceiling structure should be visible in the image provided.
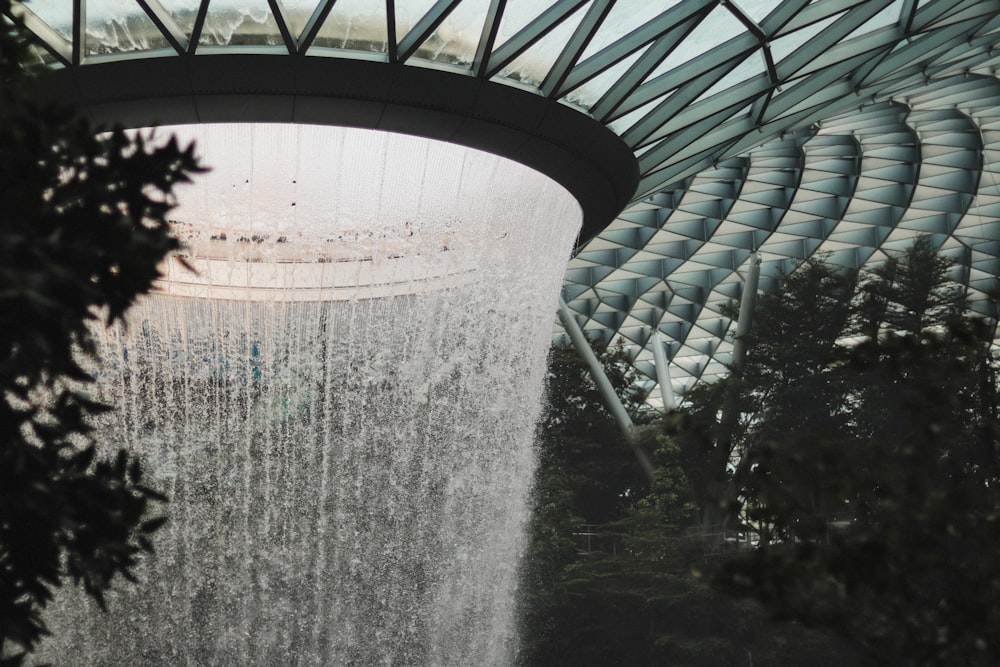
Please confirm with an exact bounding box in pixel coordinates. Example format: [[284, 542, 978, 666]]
[[8, 0, 1000, 405]]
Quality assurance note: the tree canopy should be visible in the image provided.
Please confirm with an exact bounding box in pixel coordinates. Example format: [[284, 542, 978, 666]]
[[703, 238, 1000, 665], [0, 5, 204, 661], [522, 239, 998, 665], [518, 339, 857, 665]]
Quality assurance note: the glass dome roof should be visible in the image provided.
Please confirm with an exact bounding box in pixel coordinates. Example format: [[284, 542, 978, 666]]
[[8, 0, 1000, 399]]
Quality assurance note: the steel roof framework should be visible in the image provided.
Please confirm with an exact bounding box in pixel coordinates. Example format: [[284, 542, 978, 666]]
[[7, 0, 1000, 401]]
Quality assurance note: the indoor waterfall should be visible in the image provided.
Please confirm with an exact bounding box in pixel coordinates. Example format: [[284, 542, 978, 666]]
[[35, 124, 582, 665]]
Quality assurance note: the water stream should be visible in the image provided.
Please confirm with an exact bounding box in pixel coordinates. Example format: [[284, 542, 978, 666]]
[[35, 126, 582, 665]]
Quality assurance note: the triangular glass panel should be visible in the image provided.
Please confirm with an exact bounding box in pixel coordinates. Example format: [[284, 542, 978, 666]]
[[778, 219, 826, 239], [731, 0, 782, 24], [491, 1, 590, 90], [86, 0, 171, 56], [681, 217, 722, 241], [607, 94, 668, 136], [691, 49, 767, 104], [493, 0, 557, 47], [578, 0, 680, 61], [312, 0, 388, 53], [394, 0, 438, 46], [199, 0, 284, 47], [601, 226, 659, 250], [728, 207, 780, 230], [658, 321, 691, 342], [590, 310, 627, 330], [641, 5, 747, 86], [742, 186, 792, 208], [696, 249, 741, 270], [666, 300, 699, 322], [769, 12, 843, 65], [561, 285, 593, 304], [563, 48, 646, 111], [829, 226, 880, 248], [278, 0, 323, 40], [841, 0, 904, 42], [854, 183, 910, 206], [844, 207, 897, 227], [594, 292, 633, 311], [798, 176, 854, 197], [407, 0, 491, 69], [16, 0, 73, 41], [159, 0, 203, 38], [602, 279, 645, 298]]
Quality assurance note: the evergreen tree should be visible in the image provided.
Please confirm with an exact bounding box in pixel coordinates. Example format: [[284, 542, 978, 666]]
[[518, 338, 857, 666], [704, 239, 1000, 665]]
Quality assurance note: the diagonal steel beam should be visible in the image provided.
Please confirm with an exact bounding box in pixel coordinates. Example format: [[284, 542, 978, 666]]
[[387, 0, 398, 62], [542, 0, 614, 99], [396, 0, 463, 63], [6, 2, 72, 66], [188, 0, 210, 55], [72, 0, 83, 65], [776, 0, 895, 82], [589, 11, 705, 122], [473, 0, 506, 76], [608, 32, 760, 124], [484, 0, 589, 79], [562, 0, 713, 94], [298, 0, 338, 52], [137, 0, 189, 54], [268, 0, 298, 54]]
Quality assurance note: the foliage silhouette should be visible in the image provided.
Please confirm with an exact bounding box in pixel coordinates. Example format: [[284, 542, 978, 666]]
[[518, 338, 858, 665], [0, 5, 204, 662], [700, 239, 1000, 665]]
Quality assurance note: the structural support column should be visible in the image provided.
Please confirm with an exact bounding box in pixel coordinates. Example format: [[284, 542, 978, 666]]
[[713, 251, 762, 537], [650, 329, 676, 413], [730, 252, 761, 374], [557, 296, 654, 481]]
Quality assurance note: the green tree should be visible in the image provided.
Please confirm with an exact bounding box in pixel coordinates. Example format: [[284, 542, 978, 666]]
[[733, 258, 860, 544], [706, 239, 1000, 665], [518, 338, 857, 666], [0, 6, 204, 662]]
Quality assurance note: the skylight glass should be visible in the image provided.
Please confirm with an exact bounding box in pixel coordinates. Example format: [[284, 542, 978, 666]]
[[733, 0, 784, 25], [493, 0, 557, 47], [563, 48, 647, 111], [312, 0, 388, 53], [199, 0, 282, 47], [9, 0, 1000, 390], [692, 49, 768, 104], [394, 0, 438, 44], [769, 11, 843, 67], [842, 0, 903, 41], [86, 0, 170, 55], [16, 0, 72, 40], [577, 0, 679, 62], [279, 0, 321, 40], [409, 0, 490, 68], [641, 4, 750, 85], [495, 2, 589, 88]]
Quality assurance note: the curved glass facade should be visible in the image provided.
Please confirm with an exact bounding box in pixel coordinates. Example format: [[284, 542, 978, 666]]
[[9, 0, 1000, 396]]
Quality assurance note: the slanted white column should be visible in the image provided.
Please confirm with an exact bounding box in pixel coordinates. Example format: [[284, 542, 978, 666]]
[[558, 297, 654, 481], [651, 329, 676, 413], [730, 252, 761, 373]]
